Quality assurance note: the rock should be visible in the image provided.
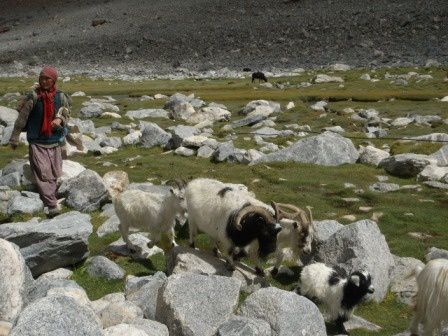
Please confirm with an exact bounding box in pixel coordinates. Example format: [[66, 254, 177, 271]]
[[58, 169, 109, 212], [0, 321, 12, 336], [100, 137, 122, 149], [243, 149, 264, 163], [360, 73, 371, 81], [60, 160, 86, 183], [0, 187, 20, 214], [99, 146, 118, 155], [175, 146, 195, 157], [314, 219, 394, 302], [430, 144, 448, 166], [239, 287, 326, 336], [7, 193, 43, 215], [154, 94, 168, 99], [69, 119, 95, 134], [213, 141, 240, 163], [187, 106, 231, 124], [358, 109, 379, 120], [217, 315, 271, 336], [358, 145, 390, 167], [126, 272, 167, 319], [126, 109, 169, 119], [140, 122, 172, 149], [80, 103, 104, 118], [313, 74, 344, 83], [99, 301, 143, 328], [252, 127, 281, 138], [344, 315, 381, 332], [123, 131, 142, 145], [240, 100, 281, 116], [0, 126, 14, 145], [313, 220, 344, 243], [108, 233, 163, 259], [330, 64, 351, 71], [310, 101, 327, 112], [286, 102, 295, 110], [2, 159, 27, 176], [391, 117, 414, 127], [182, 135, 209, 148], [86, 256, 125, 280], [197, 145, 214, 158], [0, 106, 18, 126], [417, 164, 448, 182], [155, 273, 241, 336], [426, 247, 448, 261], [97, 215, 120, 237], [169, 125, 200, 148], [0, 239, 33, 323], [423, 181, 448, 189], [322, 126, 345, 134], [252, 132, 359, 166], [379, 154, 436, 178], [131, 318, 169, 336], [389, 255, 424, 305], [104, 324, 148, 336], [101, 112, 121, 119], [0, 172, 21, 188], [38, 268, 73, 281], [71, 91, 86, 97], [9, 295, 103, 336], [0, 211, 92, 276], [413, 115, 442, 126], [369, 182, 400, 193], [170, 102, 196, 121], [103, 170, 129, 200], [232, 114, 267, 128]]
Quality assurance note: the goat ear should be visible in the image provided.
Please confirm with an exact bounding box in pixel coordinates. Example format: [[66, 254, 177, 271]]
[[350, 274, 360, 287]]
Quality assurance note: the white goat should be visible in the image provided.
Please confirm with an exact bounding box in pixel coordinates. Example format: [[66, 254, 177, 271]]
[[114, 181, 186, 252], [270, 202, 314, 275], [409, 258, 448, 336], [298, 262, 374, 334], [185, 178, 282, 275]]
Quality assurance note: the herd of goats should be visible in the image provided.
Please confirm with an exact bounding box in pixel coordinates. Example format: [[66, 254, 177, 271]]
[[113, 177, 448, 335]]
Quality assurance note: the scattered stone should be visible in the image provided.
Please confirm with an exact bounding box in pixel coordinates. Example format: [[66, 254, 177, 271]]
[[286, 102, 295, 110], [341, 214, 357, 221], [131, 318, 169, 336], [426, 247, 448, 261], [423, 181, 448, 189], [71, 91, 86, 97], [7, 194, 43, 215], [126, 109, 169, 119], [97, 215, 120, 237], [360, 74, 371, 81], [379, 154, 436, 177], [175, 146, 195, 157], [60, 160, 86, 183], [99, 301, 143, 329], [358, 145, 390, 167], [100, 137, 122, 149], [0, 172, 21, 188], [430, 144, 448, 166], [232, 114, 267, 128], [407, 232, 433, 240], [140, 122, 172, 149], [369, 182, 400, 193], [38, 268, 73, 281], [197, 145, 214, 158], [417, 164, 448, 182], [330, 64, 351, 71], [391, 117, 414, 127], [310, 101, 327, 112], [313, 220, 344, 243], [86, 256, 125, 280], [239, 287, 326, 336]]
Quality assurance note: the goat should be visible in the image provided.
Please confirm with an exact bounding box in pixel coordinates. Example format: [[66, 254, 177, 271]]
[[114, 180, 186, 253], [252, 71, 268, 83], [297, 262, 374, 334], [270, 202, 314, 276], [185, 178, 282, 275], [409, 258, 448, 336]]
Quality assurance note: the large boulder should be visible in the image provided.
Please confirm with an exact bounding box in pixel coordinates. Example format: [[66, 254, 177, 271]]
[[140, 122, 172, 149], [0, 211, 92, 276], [379, 154, 436, 177], [7, 193, 44, 215], [186, 106, 231, 124], [58, 169, 109, 212], [155, 273, 241, 336], [99, 301, 143, 328], [60, 160, 86, 183], [389, 255, 424, 305], [0, 106, 18, 126], [240, 100, 281, 116], [0, 187, 20, 214], [217, 315, 271, 336], [358, 145, 390, 167], [417, 164, 448, 182], [169, 125, 200, 149], [239, 287, 327, 336], [253, 132, 359, 166], [86, 256, 125, 280], [0, 239, 33, 323], [9, 295, 103, 336], [313, 219, 394, 302], [430, 144, 448, 166]]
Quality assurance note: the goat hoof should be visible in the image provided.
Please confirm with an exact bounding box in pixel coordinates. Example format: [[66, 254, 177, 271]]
[[213, 247, 219, 257], [255, 267, 265, 277], [189, 242, 195, 249], [271, 267, 279, 276]]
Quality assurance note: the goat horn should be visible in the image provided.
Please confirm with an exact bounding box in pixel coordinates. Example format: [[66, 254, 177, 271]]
[[234, 205, 274, 231], [271, 201, 282, 221], [306, 206, 313, 224], [275, 203, 304, 218]]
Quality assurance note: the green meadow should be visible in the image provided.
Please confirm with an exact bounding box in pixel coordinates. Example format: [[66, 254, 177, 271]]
[[1, 67, 447, 335]]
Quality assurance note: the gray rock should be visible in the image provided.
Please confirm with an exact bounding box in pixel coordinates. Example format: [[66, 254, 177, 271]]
[[217, 316, 271, 336], [314, 219, 394, 302], [430, 144, 448, 166], [100, 137, 122, 149], [131, 318, 169, 336], [123, 131, 142, 145], [58, 169, 109, 212], [0, 211, 92, 276], [417, 164, 448, 182], [7, 194, 44, 215], [252, 127, 281, 138], [426, 246, 448, 261], [27, 277, 84, 304], [379, 154, 436, 177], [313, 220, 344, 243], [314, 74, 344, 83], [104, 324, 148, 336], [80, 104, 104, 118], [369, 182, 400, 193], [169, 125, 200, 148], [358, 145, 390, 167], [423, 180, 448, 189], [0, 187, 20, 214], [213, 141, 238, 163], [344, 315, 382, 332], [2, 159, 27, 176], [197, 145, 214, 158], [0, 239, 33, 323], [97, 214, 120, 237], [240, 100, 281, 116], [68, 119, 95, 134], [170, 102, 196, 121], [0, 106, 18, 126], [253, 132, 359, 166], [232, 114, 267, 128], [175, 146, 195, 157], [391, 117, 413, 127], [126, 109, 169, 119], [358, 109, 379, 120], [126, 272, 167, 319], [0, 172, 21, 188], [9, 295, 103, 336], [86, 256, 125, 280], [0, 126, 13, 145], [38, 268, 73, 281], [322, 126, 345, 134], [389, 255, 424, 305], [164, 93, 190, 110], [140, 122, 172, 149], [108, 233, 163, 259], [99, 301, 143, 328], [413, 115, 442, 126], [239, 287, 326, 336], [155, 273, 241, 336]]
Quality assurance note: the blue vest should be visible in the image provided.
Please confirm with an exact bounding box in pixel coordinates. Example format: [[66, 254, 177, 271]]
[[26, 91, 66, 145]]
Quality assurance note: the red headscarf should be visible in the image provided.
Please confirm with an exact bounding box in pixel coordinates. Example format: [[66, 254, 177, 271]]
[[37, 66, 58, 137]]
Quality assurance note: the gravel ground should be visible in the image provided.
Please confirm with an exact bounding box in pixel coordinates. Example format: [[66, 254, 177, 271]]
[[0, 0, 447, 76]]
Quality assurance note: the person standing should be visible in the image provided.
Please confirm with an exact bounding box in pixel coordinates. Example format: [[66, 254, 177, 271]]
[[9, 66, 70, 217]]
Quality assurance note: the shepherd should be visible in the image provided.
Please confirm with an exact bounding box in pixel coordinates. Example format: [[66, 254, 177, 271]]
[[9, 66, 71, 217]]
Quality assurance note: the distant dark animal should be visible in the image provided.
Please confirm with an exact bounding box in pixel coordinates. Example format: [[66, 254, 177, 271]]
[[243, 67, 252, 72], [252, 72, 268, 83]]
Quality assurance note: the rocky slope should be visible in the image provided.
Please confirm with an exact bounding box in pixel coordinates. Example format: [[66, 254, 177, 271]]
[[0, 0, 447, 75]]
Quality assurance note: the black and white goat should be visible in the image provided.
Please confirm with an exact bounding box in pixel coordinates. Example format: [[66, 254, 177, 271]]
[[297, 262, 374, 334], [185, 178, 282, 275], [270, 202, 314, 276], [409, 258, 448, 336], [114, 180, 187, 252]]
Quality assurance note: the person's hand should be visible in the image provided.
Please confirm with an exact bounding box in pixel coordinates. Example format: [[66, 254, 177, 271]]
[[10, 143, 17, 150], [51, 118, 62, 127]]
